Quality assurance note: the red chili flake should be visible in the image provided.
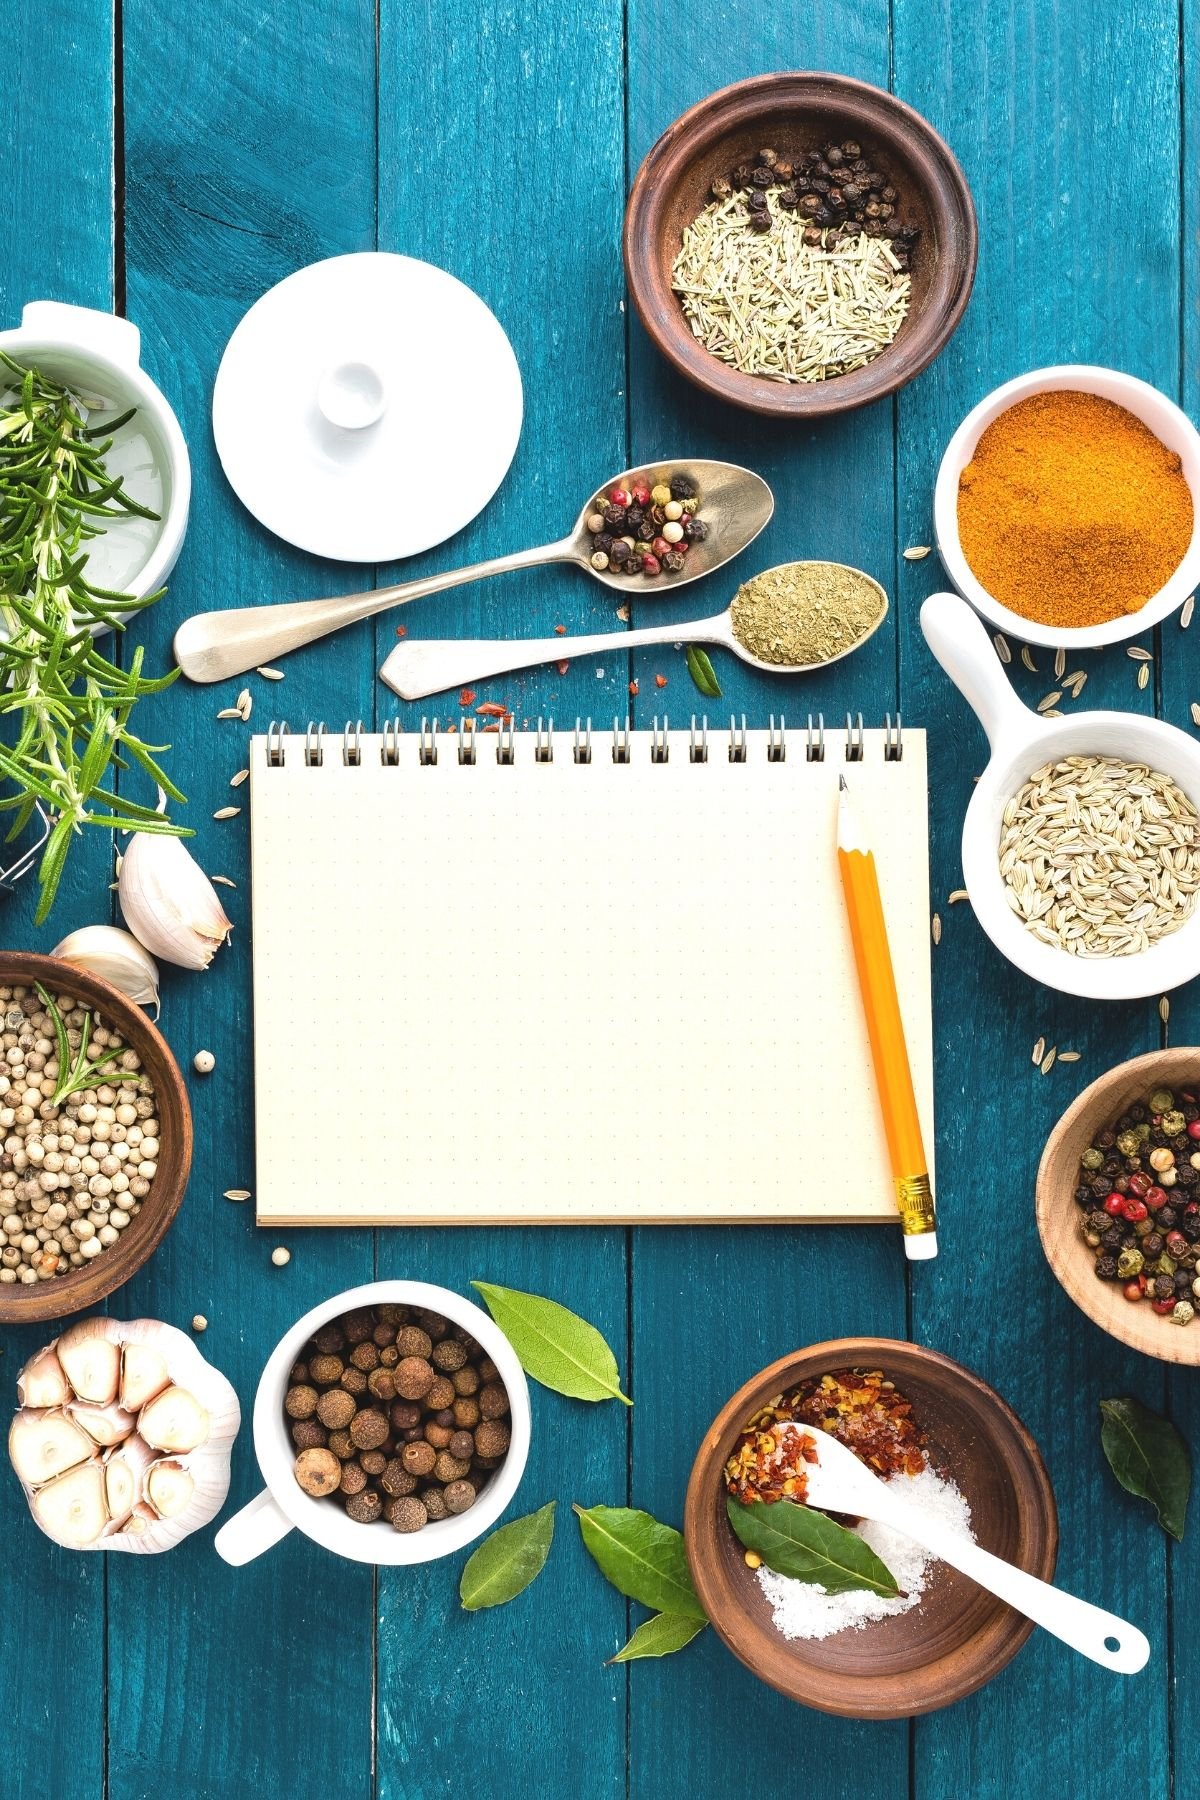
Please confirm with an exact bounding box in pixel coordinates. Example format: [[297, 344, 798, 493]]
[[480, 722, 501, 733], [476, 702, 508, 717], [655, 674, 668, 689], [444, 720, 457, 733], [628, 680, 639, 697], [724, 1368, 926, 1507], [724, 1423, 818, 1506], [395, 625, 407, 638], [554, 624, 567, 636], [459, 688, 477, 707], [556, 660, 570, 676]]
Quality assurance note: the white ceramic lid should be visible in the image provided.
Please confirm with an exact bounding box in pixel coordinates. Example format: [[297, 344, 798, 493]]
[[211, 253, 523, 563]]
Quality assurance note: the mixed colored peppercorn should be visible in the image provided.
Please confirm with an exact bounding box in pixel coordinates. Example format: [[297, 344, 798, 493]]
[[1076, 1084, 1200, 1325], [724, 1368, 925, 1507], [587, 471, 707, 578], [711, 143, 921, 269]]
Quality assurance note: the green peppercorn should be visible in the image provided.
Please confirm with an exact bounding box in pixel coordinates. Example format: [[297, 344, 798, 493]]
[[1164, 1111, 1187, 1137], [1081, 1148, 1105, 1170], [1117, 1130, 1141, 1157], [1173, 1301, 1196, 1326], [1117, 1248, 1145, 1278], [1150, 1089, 1176, 1114]]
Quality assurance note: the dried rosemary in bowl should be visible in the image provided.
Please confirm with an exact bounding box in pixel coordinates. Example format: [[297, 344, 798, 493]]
[[730, 563, 887, 668]]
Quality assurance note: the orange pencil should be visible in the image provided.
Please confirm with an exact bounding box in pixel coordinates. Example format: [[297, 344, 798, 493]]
[[837, 774, 937, 1260]]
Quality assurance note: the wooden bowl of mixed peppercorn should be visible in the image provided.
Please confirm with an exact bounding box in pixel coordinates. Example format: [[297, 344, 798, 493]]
[[1037, 1048, 1200, 1365], [624, 72, 977, 418]]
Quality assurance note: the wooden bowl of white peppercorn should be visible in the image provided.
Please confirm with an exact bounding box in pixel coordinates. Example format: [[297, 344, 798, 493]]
[[0, 951, 191, 1324]]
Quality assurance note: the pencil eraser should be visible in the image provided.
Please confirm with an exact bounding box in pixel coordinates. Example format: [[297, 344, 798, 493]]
[[903, 1231, 938, 1261]]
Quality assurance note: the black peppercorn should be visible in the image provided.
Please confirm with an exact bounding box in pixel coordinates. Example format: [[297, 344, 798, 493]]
[[746, 188, 768, 212], [669, 474, 698, 500], [731, 164, 754, 188], [773, 159, 794, 181], [841, 183, 861, 207], [842, 140, 862, 158], [592, 532, 613, 555], [757, 147, 778, 167], [825, 145, 844, 166], [750, 165, 774, 188], [1155, 1274, 1176, 1299], [662, 549, 687, 572], [625, 554, 644, 575], [608, 539, 629, 565], [748, 211, 772, 232], [1100, 1227, 1123, 1252], [1161, 1206, 1180, 1229], [711, 175, 733, 201], [799, 194, 821, 217], [777, 188, 800, 210], [682, 517, 708, 543], [603, 503, 626, 529], [1095, 1255, 1119, 1280]]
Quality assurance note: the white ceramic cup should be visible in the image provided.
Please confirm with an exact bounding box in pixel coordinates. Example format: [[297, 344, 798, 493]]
[[933, 363, 1200, 649], [921, 591, 1200, 1001], [214, 1280, 530, 1566]]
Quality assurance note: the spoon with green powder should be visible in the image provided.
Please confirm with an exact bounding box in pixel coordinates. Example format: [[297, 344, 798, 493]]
[[381, 561, 888, 699]]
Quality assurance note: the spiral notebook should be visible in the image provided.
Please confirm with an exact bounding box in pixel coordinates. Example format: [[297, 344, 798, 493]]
[[248, 718, 933, 1225]]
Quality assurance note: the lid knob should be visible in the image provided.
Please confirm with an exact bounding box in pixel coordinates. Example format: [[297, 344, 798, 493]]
[[316, 360, 387, 431]]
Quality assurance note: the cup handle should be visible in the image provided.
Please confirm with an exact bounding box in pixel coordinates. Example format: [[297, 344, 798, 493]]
[[213, 1488, 294, 1566], [19, 301, 142, 371], [920, 592, 1035, 752]]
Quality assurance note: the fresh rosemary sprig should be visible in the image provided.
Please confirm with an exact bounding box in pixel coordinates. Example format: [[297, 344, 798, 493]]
[[0, 350, 189, 922], [35, 984, 129, 1106]]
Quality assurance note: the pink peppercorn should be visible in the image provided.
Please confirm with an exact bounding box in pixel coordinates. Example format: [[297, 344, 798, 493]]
[[1188, 1121, 1200, 1139], [609, 488, 630, 508], [641, 554, 661, 576], [1121, 1198, 1149, 1223], [1145, 1186, 1168, 1210], [1104, 1193, 1126, 1215], [631, 484, 652, 507]]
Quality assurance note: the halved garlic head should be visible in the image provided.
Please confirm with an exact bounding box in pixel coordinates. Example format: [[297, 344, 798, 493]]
[[33, 1462, 109, 1548], [68, 1400, 137, 1448], [16, 1348, 71, 1411], [8, 1409, 95, 1487], [120, 1343, 170, 1413], [56, 1326, 121, 1406], [146, 1460, 195, 1519], [138, 1386, 210, 1455]]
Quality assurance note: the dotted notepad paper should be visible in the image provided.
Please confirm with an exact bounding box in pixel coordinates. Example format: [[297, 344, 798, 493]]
[[249, 726, 933, 1225]]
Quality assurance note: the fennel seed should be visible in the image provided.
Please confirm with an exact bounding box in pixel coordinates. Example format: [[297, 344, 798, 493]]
[[1183, 594, 1195, 629]]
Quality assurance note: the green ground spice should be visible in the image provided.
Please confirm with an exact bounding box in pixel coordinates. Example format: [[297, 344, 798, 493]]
[[730, 562, 886, 666]]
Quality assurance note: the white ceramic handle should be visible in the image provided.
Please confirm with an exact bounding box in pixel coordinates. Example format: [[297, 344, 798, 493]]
[[379, 616, 729, 701], [873, 1489, 1149, 1674], [20, 301, 142, 370], [213, 1488, 294, 1566], [920, 592, 1034, 751]]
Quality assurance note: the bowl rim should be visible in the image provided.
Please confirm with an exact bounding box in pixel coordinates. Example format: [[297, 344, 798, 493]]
[[624, 70, 979, 419], [1035, 1046, 1200, 1365], [0, 950, 192, 1323], [684, 1336, 1058, 1717], [933, 363, 1200, 647]]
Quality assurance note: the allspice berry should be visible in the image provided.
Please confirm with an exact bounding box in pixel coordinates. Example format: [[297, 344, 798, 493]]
[[453, 1397, 481, 1429], [425, 1376, 456, 1412], [433, 1451, 470, 1484], [474, 1419, 510, 1459], [379, 1345, 400, 1368], [380, 1458, 418, 1497], [294, 1448, 341, 1497], [339, 1459, 368, 1496], [285, 1384, 319, 1420], [313, 1323, 346, 1354], [308, 1354, 344, 1385], [479, 1358, 499, 1382], [368, 1368, 397, 1402], [350, 1340, 380, 1373], [421, 1487, 448, 1522], [342, 1309, 374, 1345], [431, 1339, 467, 1372], [360, 1451, 387, 1476], [340, 1366, 369, 1396], [423, 1422, 454, 1451], [316, 1389, 357, 1430], [390, 1496, 428, 1533], [401, 1439, 437, 1477], [478, 1382, 510, 1419], [395, 1326, 433, 1358], [372, 1321, 397, 1347], [290, 1360, 309, 1384], [344, 1489, 383, 1524], [348, 1408, 390, 1451], [452, 1366, 480, 1396], [449, 1430, 475, 1462], [396, 1356, 436, 1400], [328, 1429, 355, 1459], [443, 1479, 476, 1515], [291, 1420, 329, 1451]]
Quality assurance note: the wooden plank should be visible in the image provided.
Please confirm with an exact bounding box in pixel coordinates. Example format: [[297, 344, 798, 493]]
[[624, 11, 909, 1792], [373, 4, 630, 1794], [106, 3, 379, 1795], [894, 2, 1177, 1790], [0, 7, 116, 1798]]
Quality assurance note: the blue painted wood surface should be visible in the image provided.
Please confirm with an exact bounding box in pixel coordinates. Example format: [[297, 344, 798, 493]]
[[1, 0, 1196, 1794]]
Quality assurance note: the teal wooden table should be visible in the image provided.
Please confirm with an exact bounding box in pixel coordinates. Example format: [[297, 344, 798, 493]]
[[3, 1, 1195, 1794]]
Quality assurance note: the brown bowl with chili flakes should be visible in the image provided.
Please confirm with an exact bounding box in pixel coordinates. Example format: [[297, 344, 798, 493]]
[[684, 1339, 1057, 1719]]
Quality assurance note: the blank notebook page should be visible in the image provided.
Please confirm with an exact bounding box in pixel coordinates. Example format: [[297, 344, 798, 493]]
[[249, 725, 933, 1224]]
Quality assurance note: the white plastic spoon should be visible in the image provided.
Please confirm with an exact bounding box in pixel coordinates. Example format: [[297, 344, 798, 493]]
[[787, 1422, 1149, 1674]]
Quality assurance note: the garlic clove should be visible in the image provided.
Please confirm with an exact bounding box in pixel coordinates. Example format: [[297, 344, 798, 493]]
[[68, 1400, 137, 1448], [120, 1342, 170, 1413], [9, 1409, 97, 1488], [50, 925, 161, 1015], [118, 832, 232, 971], [33, 1462, 109, 1548], [103, 1434, 155, 1524], [138, 1386, 210, 1454], [56, 1324, 122, 1405], [145, 1459, 195, 1520], [16, 1347, 71, 1410]]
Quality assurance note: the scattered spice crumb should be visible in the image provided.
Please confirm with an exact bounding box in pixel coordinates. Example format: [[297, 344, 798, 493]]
[[903, 546, 930, 561], [556, 661, 570, 676], [554, 624, 567, 636], [191, 1315, 208, 1333], [459, 688, 477, 707], [655, 674, 668, 688], [395, 625, 407, 638], [629, 680, 639, 697], [271, 1246, 291, 1267], [1190, 703, 1200, 728], [480, 722, 501, 733], [616, 604, 630, 623], [596, 667, 605, 678], [476, 702, 508, 718]]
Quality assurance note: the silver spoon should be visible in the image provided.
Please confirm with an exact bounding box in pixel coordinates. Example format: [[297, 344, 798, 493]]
[[173, 458, 773, 684], [379, 562, 887, 700], [790, 1422, 1149, 1674]]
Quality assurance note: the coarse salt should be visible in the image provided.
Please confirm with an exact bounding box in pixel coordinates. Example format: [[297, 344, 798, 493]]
[[757, 1464, 975, 1641]]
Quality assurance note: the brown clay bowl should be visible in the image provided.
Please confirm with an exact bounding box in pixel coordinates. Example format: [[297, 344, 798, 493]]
[[1037, 1047, 1200, 1366], [684, 1339, 1057, 1717], [0, 951, 191, 1323], [625, 72, 978, 418]]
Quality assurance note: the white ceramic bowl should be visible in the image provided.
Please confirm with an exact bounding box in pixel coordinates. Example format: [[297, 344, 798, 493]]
[[0, 300, 190, 603], [933, 364, 1200, 649], [213, 1280, 530, 1567], [922, 593, 1200, 1000]]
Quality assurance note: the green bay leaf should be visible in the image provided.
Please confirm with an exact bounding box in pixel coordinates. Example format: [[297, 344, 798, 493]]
[[574, 1504, 706, 1618], [610, 1612, 707, 1662], [459, 1501, 556, 1610], [471, 1281, 630, 1404], [684, 644, 722, 699], [726, 1496, 899, 1597], [1100, 1397, 1191, 1541]]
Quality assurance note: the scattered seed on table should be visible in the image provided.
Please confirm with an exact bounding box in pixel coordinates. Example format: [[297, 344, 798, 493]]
[[1183, 594, 1195, 629], [193, 1050, 215, 1075], [257, 666, 285, 680], [1041, 1047, 1058, 1074], [1138, 664, 1150, 691], [272, 1246, 291, 1267], [1161, 995, 1171, 1023], [216, 707, 242, 720], [1037, 690, 1062, 713], [994, 633, 1012, 664], [931, 912, 942, 945], [1066, 671, 1087, 697], [192, 1315, 208, 1333], [616, 604, 630, 622], [236, 688, 253, 718], [903, 546, 931, 561], [230, 769, 249, 787], [1127, 646, 1153, 660], [211, 875, 236, 888], [1054, 647, 1067, 679], [1032, 1036, 1046, 1065], [655, 674, 668, 688], [1042, 708, 1064, 717], [948, 888, 968, 904], [1059, 1051, 1081, 1063], [213, 806, 241, 820], [224, 1188, 251, 1202], [1021, 646, 1038, 672], [1190, 703, 1200, 728]]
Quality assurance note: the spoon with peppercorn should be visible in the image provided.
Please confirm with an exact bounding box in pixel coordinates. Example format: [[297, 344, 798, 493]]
[[783, 1422, 1150, 1674], [173, 460, 773, 684]]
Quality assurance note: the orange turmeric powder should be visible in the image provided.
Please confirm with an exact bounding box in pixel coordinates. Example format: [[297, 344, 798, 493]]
[[956, 390, 1193, 628]]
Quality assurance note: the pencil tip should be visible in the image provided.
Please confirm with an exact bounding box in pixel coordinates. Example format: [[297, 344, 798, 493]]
[[838, 774, 847, 791]]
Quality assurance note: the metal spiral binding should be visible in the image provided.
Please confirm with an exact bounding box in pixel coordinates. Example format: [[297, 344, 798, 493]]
[[535, 717, 554, 762], [304, 721, 326, 767], [807, 714, 825, 762], [767, 715, 786, 762], [844, 713, 864, 761], [650, 716, 669, 762], [689, 715, 708, 763], [573, 718, 592, 764], [728, 715, 747, 763], [418, 718, 438, 765], [266, 721, 289, 767], [381, 718, 402, 765], [342, 720, 363, 766], [612, 716, 630, 763], [884, 713, 903, 761], [458, 717, 476, 765], [497, 715, 516, 764]]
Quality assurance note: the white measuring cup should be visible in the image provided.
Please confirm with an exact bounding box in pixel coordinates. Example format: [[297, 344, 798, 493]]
[[921, 592, 1200, 1000]]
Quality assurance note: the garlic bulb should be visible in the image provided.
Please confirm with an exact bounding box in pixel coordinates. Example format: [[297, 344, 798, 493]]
[[50, 925, 161, 1014], [118, 833, 232, 971], [10, 1320, 239, 1553]]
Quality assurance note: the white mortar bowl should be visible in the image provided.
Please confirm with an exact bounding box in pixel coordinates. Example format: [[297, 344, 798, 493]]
[[922, 592, 1200, 1001], [933, 364, 1200, 649]]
